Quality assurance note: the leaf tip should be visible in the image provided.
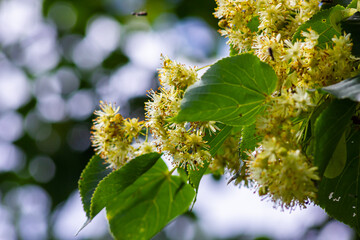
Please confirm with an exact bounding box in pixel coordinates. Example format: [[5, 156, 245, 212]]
[[76, 218, 92, 236]]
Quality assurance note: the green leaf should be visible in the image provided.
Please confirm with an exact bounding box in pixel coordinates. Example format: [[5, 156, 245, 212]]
[[313, 99, 357, 176], [173, 54, 278, 126], [324, 131, 347, 178], [321, 0, 353, 9], [293, 6, 345, 48], [247, 16, 260, 32], [102, 158, 195, 240], [347, 0, 358, 8], [206, 124, 234, 157], [229, 44, 239, 56], [318, 129, 360, 232], [341, 11, 360, 57], [78, 155, 112, 218], [90, 153, 161, 219], [188, 124, 233, 191], [322, 75, 360, 102], [240, 123, 262, 160]]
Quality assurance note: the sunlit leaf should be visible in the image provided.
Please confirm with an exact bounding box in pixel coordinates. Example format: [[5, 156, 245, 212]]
[[99, 158, 195, 240], [90, 153, 161, 219], [347, 0, 358, 9], [173, 54, 278, 126], [247, 16, 260, 32], [293, 6, 345, 48]]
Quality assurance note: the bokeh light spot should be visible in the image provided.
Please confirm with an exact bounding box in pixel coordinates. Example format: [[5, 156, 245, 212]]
[[29, 156, 56, 183], [37, 94, 66, 122], [0, 142, 25, 172], [66, 90, 95, 120], [0, 111, 23, 142], [0, 62, 31, 111], [87, 16, 121, 52]]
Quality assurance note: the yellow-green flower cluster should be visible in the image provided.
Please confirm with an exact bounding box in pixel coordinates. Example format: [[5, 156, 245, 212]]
[[91, 56, 219, 171], [91, 101, 146, 169], [145, 56, 218, 170], [253, 29, 356, 89], [158, 55, 198, 90], [248, 137, 319, 209], [215, 0, 358, 89], [214, 0, 321, 53], [210, 131, 253, 186], [215, 0, 359, 209], [247, 87, 319, 208]]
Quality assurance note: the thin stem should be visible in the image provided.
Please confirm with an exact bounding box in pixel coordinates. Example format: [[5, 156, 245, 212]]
[[169, 167, 177, 175], [196, 64, 212, 71], [145, 127, 149, 142]]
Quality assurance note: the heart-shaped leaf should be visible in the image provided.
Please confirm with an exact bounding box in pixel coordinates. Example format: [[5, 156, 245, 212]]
[[173, 54, 278, 126]]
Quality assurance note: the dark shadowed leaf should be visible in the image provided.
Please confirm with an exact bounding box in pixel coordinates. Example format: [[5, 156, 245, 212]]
[[318, 129, 360, 232], [341, 11, 360, 57], [321, 0, 353, 9], [323, 131, 347, 178], [313, 99, 356, 176]]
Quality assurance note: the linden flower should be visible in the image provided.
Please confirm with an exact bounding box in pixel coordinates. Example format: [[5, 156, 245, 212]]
[[158, 55, 198, 89], [302, 28, 319, 45], [194, 121, 220, 135], [93, 101, 121, 127], [144, 56, 217, 170], [91, 101, 145, 169], [332, 33, 352, 49], [300, 0, 321, 18], [269, 150, 319, 209], [185, 131, 208, 152], [330, 33, 353, 62], [248, 138, 319, 209], [253, 33, 283, 61], [135, 141, 157, 155], [258, 3, 286, 31], [292, 87, 315, 113], [123, 118, 144, 140], [283, 40, 303, 63]]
